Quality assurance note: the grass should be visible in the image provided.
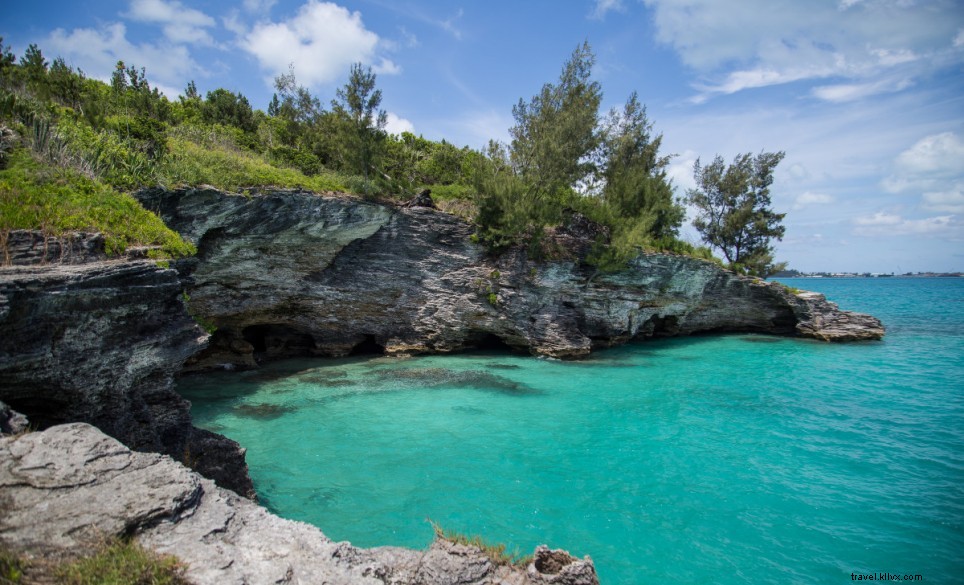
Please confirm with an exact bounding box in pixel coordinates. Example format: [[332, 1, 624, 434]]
[[56, 538, 188, 585], [0, 547, 25, 585], [429, 521, 533, 568], [0, 149, 195, 258], [159, 131, 350, 194]]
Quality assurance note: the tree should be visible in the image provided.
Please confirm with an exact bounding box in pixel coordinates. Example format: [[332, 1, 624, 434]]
[[202, 88, 256, 133], [509, 41, 601, 193], [599, 91, 683, 241], [686, 151, 787, 277], [331, 63, 387, 189]]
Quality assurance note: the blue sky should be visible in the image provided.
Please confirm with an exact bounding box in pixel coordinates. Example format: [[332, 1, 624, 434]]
[[4, 0, 964, 272]]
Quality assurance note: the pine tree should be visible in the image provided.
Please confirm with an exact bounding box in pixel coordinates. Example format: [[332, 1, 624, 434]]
[[687, 152, 787, 277]]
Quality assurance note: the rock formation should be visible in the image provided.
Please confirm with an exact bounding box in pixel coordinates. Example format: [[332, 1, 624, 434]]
[[0, 423, 599, 585], [0, 232, 254, 497], [135, 187, 883, 370]]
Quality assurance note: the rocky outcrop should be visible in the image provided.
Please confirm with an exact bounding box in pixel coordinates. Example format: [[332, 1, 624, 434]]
[[0, 423, 598, 585], [0, 234, 254, 497], [136, 187, 883, 369]]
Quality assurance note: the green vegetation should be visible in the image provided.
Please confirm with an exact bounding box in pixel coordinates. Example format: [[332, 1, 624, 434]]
[[430, 521, 532, 568], [56, 538, 188, 585], [0, 149, 194, 257], [0, 539, 186, 585], [0, 546, 25, 584], [471, 42, 717, 270], [0, 37, 785, 269], [687, 151, 787, 277]]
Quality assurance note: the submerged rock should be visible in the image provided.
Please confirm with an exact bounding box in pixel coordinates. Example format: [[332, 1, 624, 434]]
[[0, 423, 599, 585], [136, 187, 884, 369]]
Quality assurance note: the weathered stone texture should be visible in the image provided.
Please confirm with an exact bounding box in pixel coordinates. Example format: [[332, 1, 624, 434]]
[[136, 187, 883, 370], [0, 253, 253, 497]]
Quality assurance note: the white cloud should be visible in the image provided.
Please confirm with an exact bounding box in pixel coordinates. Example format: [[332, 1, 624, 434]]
[[127, 0, 216, 45], [243, 0, 277, 13], [591, 0, 625, 19], [241, 1, 398, 88], [384, 112, 414, 136], [853, 212, 960, 236], [644, 0, 964, 99], [855, 211, 902, 226], [884, 132, 964, 193], [46, 23, 200, 91], [922, 183, 964, 213], [811, 77, 914, 102], [794, 191, 834, 210]]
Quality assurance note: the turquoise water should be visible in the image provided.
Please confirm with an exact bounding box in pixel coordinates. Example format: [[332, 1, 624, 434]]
[[178, 278, 964, 584]]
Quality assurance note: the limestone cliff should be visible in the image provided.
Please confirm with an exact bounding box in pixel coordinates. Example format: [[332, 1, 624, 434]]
[[0, 423, 598, 585], [136, 187, 883, 370], [0, 231, 254, 497]]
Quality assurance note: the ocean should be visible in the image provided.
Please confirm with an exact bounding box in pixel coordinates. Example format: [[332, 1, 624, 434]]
[[177, 277, 964, 584]]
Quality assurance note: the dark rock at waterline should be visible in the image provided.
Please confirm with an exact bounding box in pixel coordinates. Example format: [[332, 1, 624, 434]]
[[0, 245, 254, 498], [135, 187, 884, 370], [0, 423, 600, 585]]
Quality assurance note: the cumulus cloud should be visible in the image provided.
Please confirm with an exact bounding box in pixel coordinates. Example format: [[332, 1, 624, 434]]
[[793, 191, 834, 210], [642, 0, 964, 100], [384, 112, 414, 136], [46, 23, 200, 94], [127, 0, 216, 45], [883, 132, 964, 193], [241, 1, 398, 88]]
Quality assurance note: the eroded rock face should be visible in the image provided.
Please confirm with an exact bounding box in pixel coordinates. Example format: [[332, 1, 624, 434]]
[[136, 187, 883, 368], [0, 424, 599, 585], [0, 239, 254, 497]]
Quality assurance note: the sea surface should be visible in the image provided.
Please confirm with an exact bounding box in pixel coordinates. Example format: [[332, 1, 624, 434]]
[[178, 278, 964, 584]]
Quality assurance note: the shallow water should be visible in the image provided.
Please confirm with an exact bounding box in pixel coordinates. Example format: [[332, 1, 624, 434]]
[[179, 278, 964, 584]]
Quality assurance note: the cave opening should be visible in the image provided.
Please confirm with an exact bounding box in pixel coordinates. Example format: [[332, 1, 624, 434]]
[[468, 332, 515, 352], [241, 324, 316, 357], [349, 334, 386, 356]]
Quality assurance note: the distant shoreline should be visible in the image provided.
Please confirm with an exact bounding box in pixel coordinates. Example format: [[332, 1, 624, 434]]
[[773, 273, 963, 279]]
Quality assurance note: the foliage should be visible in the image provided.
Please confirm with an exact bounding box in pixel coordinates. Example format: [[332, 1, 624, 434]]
[[598, 92, 683, 241], [429, 521, 532, 568], [159, 128, 348, 193], [201, 88, 257, 134], [687, 151, 787, 277], [0, 546, 25, 584], [0, 149, 194, 257], [509, 40, 601, 193], [330, 63, 388, 195], [56, 538, 188, 585]]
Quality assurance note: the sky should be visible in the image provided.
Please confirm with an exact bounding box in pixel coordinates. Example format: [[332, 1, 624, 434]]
[[3, 0, 963, 273]]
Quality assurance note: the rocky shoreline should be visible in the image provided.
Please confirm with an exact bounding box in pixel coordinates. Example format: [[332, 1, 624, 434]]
[[137, 187, 883, 371], [0, 188, 884, 583]]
